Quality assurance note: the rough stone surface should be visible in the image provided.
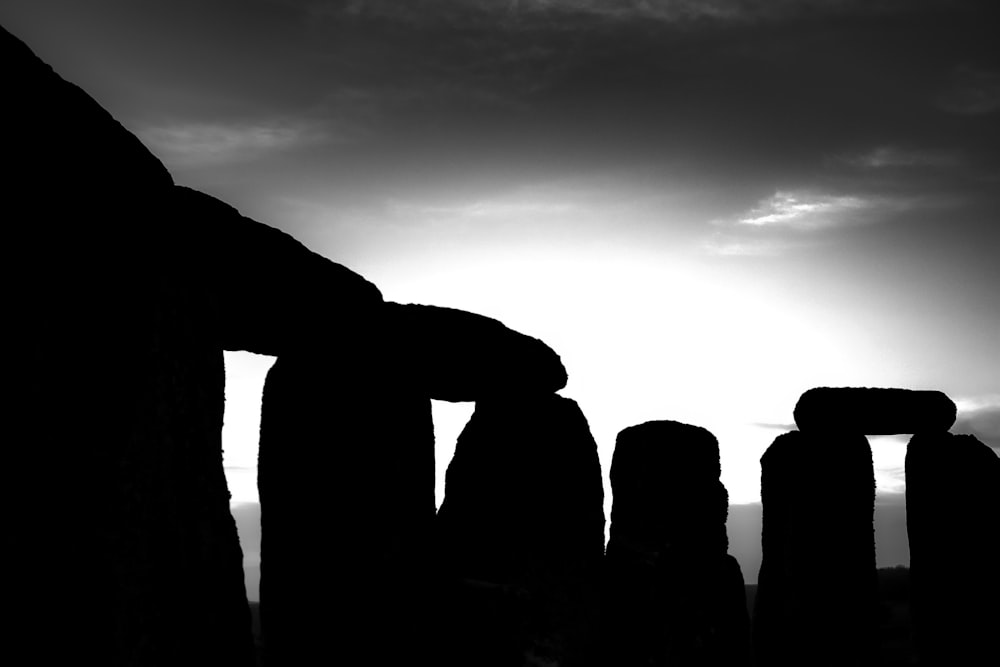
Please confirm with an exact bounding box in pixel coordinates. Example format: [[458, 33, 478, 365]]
[[793, 387, 956, 434], [753, 431, 878, 667], [436, 394, 605, 667], [386, 302, 567, 401], [5, 23, 253, 666], [258, 351, 436, 666], [905, 432, 1000, 666], [603, 420, 749, 667]]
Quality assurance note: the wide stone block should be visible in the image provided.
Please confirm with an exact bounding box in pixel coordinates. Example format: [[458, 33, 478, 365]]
[[386, 303, 567, 401], [793, 387, 956, 434]]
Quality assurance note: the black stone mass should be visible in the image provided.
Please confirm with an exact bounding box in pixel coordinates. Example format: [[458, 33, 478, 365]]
[[385, 302, 568, 401], [258, 350, 435, 667], [905, 432, 1000, 666], [794, 387, 957, 435], [7, 17, 1000, 667], [753, 431, 878, 667], [5, 23, 253, 667], [436, 394, 606, 667], [604, 421, 750, 667]]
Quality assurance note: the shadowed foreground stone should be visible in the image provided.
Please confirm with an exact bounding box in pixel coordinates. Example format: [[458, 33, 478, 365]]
[[386, 302, 567, 401], [793, 387, 956, 434], [8, 20, 389, 665], [905, 432, 1000, 666], [5, 23, 254, 666], [436, 394, 605, 667], [753, 431, 877, 667], [604, 421, 749, 667], [259, 349, 435, 666]]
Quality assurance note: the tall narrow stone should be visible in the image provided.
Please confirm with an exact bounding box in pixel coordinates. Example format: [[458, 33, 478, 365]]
[[258, 346, 435, 666], [753, 431, 877, 667], [905, 432, 1000, 666], [436, 394, 606, 667], [604, 421, 750, 666]]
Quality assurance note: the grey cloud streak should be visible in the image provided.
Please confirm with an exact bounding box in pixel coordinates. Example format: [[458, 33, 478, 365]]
[[954, 401, 1000, 451]]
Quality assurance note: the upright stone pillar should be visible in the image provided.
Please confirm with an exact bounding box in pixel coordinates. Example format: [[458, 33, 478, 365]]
[[258, 345, 436, 666], [5, 23, 254, 667], [753, 431, 877, 667], [436, 394, 606, 667], [906, 432, 1000, 666], [603, 421, 750, 667]]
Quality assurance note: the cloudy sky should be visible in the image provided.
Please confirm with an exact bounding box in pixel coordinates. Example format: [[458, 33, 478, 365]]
[[5, 0, 998, 594]]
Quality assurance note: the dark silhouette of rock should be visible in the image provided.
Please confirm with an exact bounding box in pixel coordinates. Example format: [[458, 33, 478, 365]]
[[169, 186, 383, 356], [6, 21, 383, 666], [793, 387, 956, 434], [258, 348, 436, 666], [5, 23, 254, 666], [753, 431, 878, 667], [905, 432, 1000, 666], [385, 302, 567, 401], [436, 394, 605, 667], [603, 420, 750, 666], [609, 421, 725, 555]]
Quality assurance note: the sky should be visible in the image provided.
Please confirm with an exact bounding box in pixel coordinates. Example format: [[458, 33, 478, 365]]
[[5, 0, 998, 595]]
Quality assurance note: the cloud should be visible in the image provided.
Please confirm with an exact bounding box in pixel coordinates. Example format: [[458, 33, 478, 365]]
[[737, 191, 887, 230], [937, 66, 1000, 116], [753, 422, 797, 430], [869, 435, 910, 494], [139, 120, 332, 166], [312, 0, 963, 25], [264, 0, 1000, 183], [953, 395, 1000, 450], [389, 198, 581, 220], [702, 233, 803, 257], [703, 188, 918, 256], [838, 146, 961, 170]]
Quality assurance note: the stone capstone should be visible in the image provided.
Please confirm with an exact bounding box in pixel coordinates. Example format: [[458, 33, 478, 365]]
[[793, 387, 956, 434], [385, 302, 568, 401]]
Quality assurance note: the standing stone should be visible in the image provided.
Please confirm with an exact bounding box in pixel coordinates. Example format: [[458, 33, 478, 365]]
[[604, 421, 750, 666], [905, 432, 1000, 666], [258, 343, 436, 667], [753, 431, 877, 667], [436, 394, 606, 667], [5, 23, 253, 666]]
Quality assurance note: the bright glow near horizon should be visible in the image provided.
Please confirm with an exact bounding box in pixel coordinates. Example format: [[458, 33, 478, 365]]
[[222, 240, 912, 512]]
